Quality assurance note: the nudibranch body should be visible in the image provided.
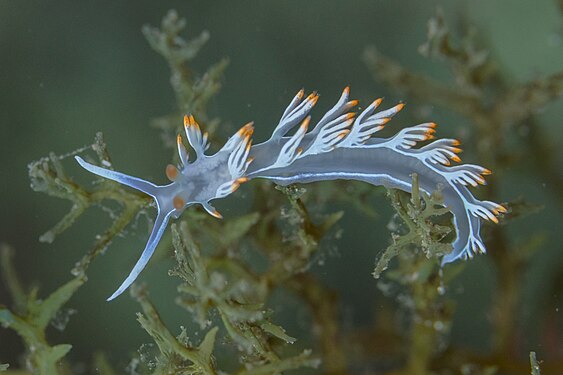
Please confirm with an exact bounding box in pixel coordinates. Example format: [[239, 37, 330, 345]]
[[76, 87, 505, 301]]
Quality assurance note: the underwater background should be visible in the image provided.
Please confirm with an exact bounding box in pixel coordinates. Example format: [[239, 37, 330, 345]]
[[1, 1, 562, 374]]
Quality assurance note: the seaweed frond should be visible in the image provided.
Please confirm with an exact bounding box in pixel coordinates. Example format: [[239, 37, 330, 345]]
[[143, 10, 229, 150], [371, 175, 455, 375], [28, 133, 150, 276], [131, 284, 218, 375], [364, 9, 563, 201], [530, 352, 542, 375], [170, 221, 320, 372], [365, 8, 561, 371], [0, 244, 85, 375], [373, 173, 452, 279]]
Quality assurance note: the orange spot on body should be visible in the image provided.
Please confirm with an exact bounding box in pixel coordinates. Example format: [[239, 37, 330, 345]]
[[373, 98, 383, 107], [166, 164, 178, 181], [173, 195, 185, 210]]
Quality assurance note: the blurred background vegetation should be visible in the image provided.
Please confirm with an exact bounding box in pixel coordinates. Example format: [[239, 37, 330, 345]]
[[0, 1, 562, 374]]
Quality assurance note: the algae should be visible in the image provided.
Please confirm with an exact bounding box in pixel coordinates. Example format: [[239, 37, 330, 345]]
[[1, 7, 561, 375]]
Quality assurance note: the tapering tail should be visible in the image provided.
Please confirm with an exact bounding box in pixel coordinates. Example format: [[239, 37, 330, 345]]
[[75, 156, 174, 301]]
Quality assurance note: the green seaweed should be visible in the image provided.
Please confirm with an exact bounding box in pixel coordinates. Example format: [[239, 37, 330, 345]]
[[373, 173, 452, 279], [372, 175, 455, 375], [28, 133, 150, 277], [2, 7, 562, 375], [143, 9, 228, 155], [132, 284, 218, 374], [530, 352, 541, 375], [168, 221, 320, 372], [0, 245, 85, 375], [365, 8, 562, 373]]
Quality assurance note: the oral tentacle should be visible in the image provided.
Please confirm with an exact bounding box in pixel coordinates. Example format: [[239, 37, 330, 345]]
[[75, 156, 160, 198], [106, 208, 173, 301]]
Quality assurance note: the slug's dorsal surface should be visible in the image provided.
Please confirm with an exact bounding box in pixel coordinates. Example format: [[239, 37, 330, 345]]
[[75, 115, 254, 300], [76, 87, 505, 300]]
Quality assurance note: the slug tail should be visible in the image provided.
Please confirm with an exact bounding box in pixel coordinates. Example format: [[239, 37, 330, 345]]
[[441, 217, 483, 265]]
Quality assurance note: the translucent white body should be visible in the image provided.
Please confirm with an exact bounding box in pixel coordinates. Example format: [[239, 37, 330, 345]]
[[76, 88, 505, 301]]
